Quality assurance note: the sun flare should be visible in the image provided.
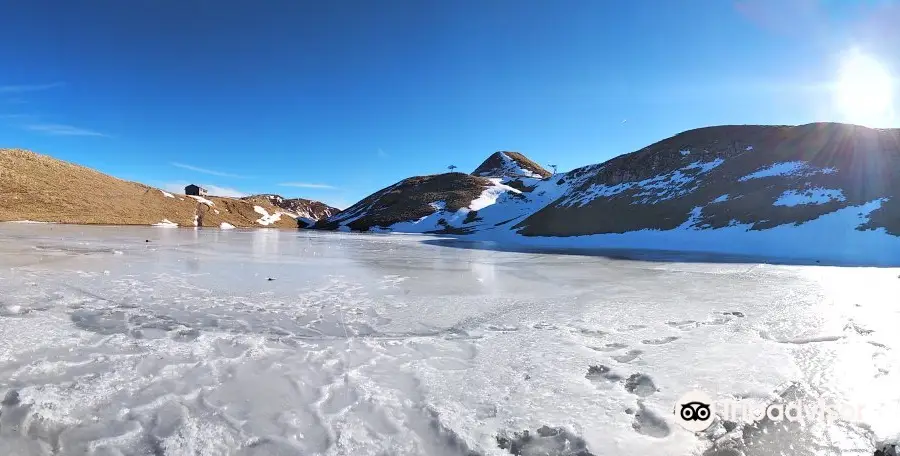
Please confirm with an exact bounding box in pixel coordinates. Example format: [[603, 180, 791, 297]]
[[834, 50, 895, 128]]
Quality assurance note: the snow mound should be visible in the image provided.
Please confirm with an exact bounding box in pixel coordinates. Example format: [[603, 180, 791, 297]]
[[220, 222, 235, 230], [187, 195, 215, 206], [152, 219, 178, 227], [160, 190, 175, 198]]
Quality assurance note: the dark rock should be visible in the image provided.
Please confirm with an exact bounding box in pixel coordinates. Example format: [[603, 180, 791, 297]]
[[496, 425, 595, 456], [586, 365, 622, 381], [2, 389, 19, 406]]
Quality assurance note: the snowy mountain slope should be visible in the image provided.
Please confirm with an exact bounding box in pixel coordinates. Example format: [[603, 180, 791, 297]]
[[472, 150, 552, 179], [0, 148, 299, 229], [242, 194, 339, 221], [315, 123, 900, 265], [314, 172, 501, 232]]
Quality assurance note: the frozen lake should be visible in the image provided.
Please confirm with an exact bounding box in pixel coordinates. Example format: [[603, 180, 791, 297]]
[[1, 224, 898, 455]]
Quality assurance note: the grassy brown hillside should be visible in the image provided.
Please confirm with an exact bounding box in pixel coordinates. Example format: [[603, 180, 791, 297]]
[[0, 148, 297, 229]]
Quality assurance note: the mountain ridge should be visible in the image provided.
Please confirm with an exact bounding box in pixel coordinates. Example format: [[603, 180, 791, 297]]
[[0, 148, 330, 229], [314, 122, 900, 265]]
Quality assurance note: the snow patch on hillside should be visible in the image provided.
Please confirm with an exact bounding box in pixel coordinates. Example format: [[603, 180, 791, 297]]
[[373, 180, 525, 233], [470, 178, 521, 211], [561, 158, 725, 207], [253, 206, 282, 226], [160, 190, 175, 198], [774, 188, 846, 206], [187, 195, 214, 206], [152, 219, 178, 227], [739, 161, 837, 181], [220, 222, 235, 229]]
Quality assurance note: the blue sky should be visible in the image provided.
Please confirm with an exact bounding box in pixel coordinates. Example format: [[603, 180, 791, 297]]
[[1, 0, 898, 208]]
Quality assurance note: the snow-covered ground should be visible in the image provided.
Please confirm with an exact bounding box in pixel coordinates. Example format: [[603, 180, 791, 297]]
[[1, 224, 898, 455], [253, 205, 283, 226]]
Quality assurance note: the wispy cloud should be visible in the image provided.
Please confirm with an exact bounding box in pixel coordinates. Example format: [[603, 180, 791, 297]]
[[161, 182, 248, 198], [171, 162, 251, 179], [24, 123, 109, 137], [377, 148, 388, 158], [278, 182, 337, 189], [200, 184, 247, 198], [0, 114, 37, 120], [0, 82, 65, 93]]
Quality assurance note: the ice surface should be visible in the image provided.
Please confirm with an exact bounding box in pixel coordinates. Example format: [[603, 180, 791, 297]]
[[1, 224, 898, 455]]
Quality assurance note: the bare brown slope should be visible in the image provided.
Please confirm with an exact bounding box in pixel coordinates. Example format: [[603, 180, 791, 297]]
[[0, 148, 297, 228], [315, 172, 492, 231], [516, 123, 900, 236], [472, 151, 552, 178]]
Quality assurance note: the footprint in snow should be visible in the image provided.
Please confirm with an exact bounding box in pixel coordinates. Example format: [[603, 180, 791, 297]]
[[631, 402, 670, 438], [641, 336, 679, 345], [618, 324, 648, 332], [624, 373, 658, 397], [578, 328, 608, 337], [486, 324, 519, 332], [586, 365, 623, 382], [590, 342, 628, 352], [666, 320, 699, 330], [612, 349, 643, 364], [532, 322, 558, 330]]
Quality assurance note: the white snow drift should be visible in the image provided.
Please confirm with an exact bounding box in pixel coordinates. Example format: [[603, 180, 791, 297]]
[[253, 205, 283, 226]]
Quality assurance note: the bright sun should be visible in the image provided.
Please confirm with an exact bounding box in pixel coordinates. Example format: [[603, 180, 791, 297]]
[[834, 50, 895, 128]]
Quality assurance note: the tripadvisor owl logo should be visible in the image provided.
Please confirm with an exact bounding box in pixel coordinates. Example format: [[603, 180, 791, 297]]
[[673, 389, 866, 432], [674, 391, 716, 431]]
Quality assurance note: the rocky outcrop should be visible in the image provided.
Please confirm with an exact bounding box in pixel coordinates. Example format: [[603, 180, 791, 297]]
[[472, 151, 552, 179]]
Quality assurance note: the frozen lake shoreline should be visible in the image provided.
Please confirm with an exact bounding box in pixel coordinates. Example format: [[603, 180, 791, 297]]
[[1, 224, 898, 455]]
